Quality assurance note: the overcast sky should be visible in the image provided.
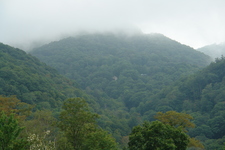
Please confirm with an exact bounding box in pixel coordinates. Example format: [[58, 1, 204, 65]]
[[1, 0, 225, 50]]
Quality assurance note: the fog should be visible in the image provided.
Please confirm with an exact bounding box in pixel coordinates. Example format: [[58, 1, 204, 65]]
[[1, 0, 225, 50]]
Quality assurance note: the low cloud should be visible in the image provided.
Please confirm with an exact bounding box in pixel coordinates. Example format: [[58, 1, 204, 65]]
[[1, 0, 225, 50]]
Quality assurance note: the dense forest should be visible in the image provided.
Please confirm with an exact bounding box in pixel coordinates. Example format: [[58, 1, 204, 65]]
[[0, 43, 119, 149], [0, 43, 95, 111], [29, 33, 225, 149], [139, 56, 225, 149], [1, 32, 225, 149], [30, 33, 210, 110]]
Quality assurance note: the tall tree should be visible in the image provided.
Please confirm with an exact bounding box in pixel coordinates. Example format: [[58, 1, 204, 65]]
[[82, 125, 118, 150], [57, 98, 98, 149], [56, 97, 117, 150], [128, 121, 189, 150], [154, 111, 204, 149]]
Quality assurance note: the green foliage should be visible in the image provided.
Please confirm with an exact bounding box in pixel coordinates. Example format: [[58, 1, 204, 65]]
[[154, 111, 204, 149], [30, 33, 210, 110], [56, 97, 118, 150], [30, 33, 210, 144], [82, 127, 118, 150], [0, 43, 88, 110], [57, 98, 98, 149], [0, 111, 28, 150], [21, 110, 57, 143], [138, 57, 225, 149], [128, 121, 189, 150], [3, 33, 224, 149]]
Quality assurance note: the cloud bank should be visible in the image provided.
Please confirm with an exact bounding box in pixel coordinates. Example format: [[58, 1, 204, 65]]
[[1, 0, 225, 50]]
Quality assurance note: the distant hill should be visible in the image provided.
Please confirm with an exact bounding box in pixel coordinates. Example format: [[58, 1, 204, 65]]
[[197, 43, 225, 60], [30, 33, 211, 110], [0, 43, 90, 110]]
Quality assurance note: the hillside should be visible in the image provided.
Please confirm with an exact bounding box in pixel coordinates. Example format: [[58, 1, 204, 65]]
[[30, 33, 211, 109], [0, 42, 133, 146], [2, 33, 222, 149], [138, 56, 225, 149], [0, 43, 91, 110], [198, 42, 225, 60]]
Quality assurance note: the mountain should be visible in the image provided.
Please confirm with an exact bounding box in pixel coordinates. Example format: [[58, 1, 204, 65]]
[[138, 57, 225, 149], [30, 33, 217, 146], [0, 42, 91, 110], [30, 33, 211, 109], [0, 42, 126, 149], [2, 33, 219, 148], [0, 42, 132, 145], [197, 42, 225, 60]]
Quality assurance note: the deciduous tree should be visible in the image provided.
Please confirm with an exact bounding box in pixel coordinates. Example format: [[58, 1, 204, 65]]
[[154, 111, 195, 131], [128, 121, 189, 150], [0, 95, 32, 120], [155, 111, 204, 149], [56, 97, 118, 150]]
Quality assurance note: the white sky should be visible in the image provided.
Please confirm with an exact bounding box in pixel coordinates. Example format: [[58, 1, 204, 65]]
[[1, 0, 225, 50]]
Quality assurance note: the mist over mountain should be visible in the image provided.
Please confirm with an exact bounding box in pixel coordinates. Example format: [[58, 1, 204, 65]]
[[197, 42, 225, 60], [2, 32, 225, 149], [29, 32, 225, 149], [30, 33, 211, 109], [2, 0, 225, 50], [2, 0, 225, 148]]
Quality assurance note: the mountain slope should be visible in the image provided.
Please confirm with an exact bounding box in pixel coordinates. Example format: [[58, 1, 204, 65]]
[[0, 43, 90, 109], [30, 33, 211, 109], [0, 43, 133, 145], [139, 57, 225, 149]]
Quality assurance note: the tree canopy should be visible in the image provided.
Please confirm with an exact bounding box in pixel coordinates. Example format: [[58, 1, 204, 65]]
[[57, 97, 117, 150], [128, 121, 189, 150], [3, 33, 225, 149], [0, 43, 90, 110], [154, 111, 195, 131], [138, 57, 225, 149], [30, 33, 210, 110], [0, 111, 27, 150]]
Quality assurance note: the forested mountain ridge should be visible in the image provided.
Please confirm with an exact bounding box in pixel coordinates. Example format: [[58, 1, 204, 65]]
[[0, 43, 91, 110], [0, 42, 131, 146], [2, 33, 224, 149], [29, 33, 217, 147], [31, 33, 210, 66], [30, 33, 211, 109]]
